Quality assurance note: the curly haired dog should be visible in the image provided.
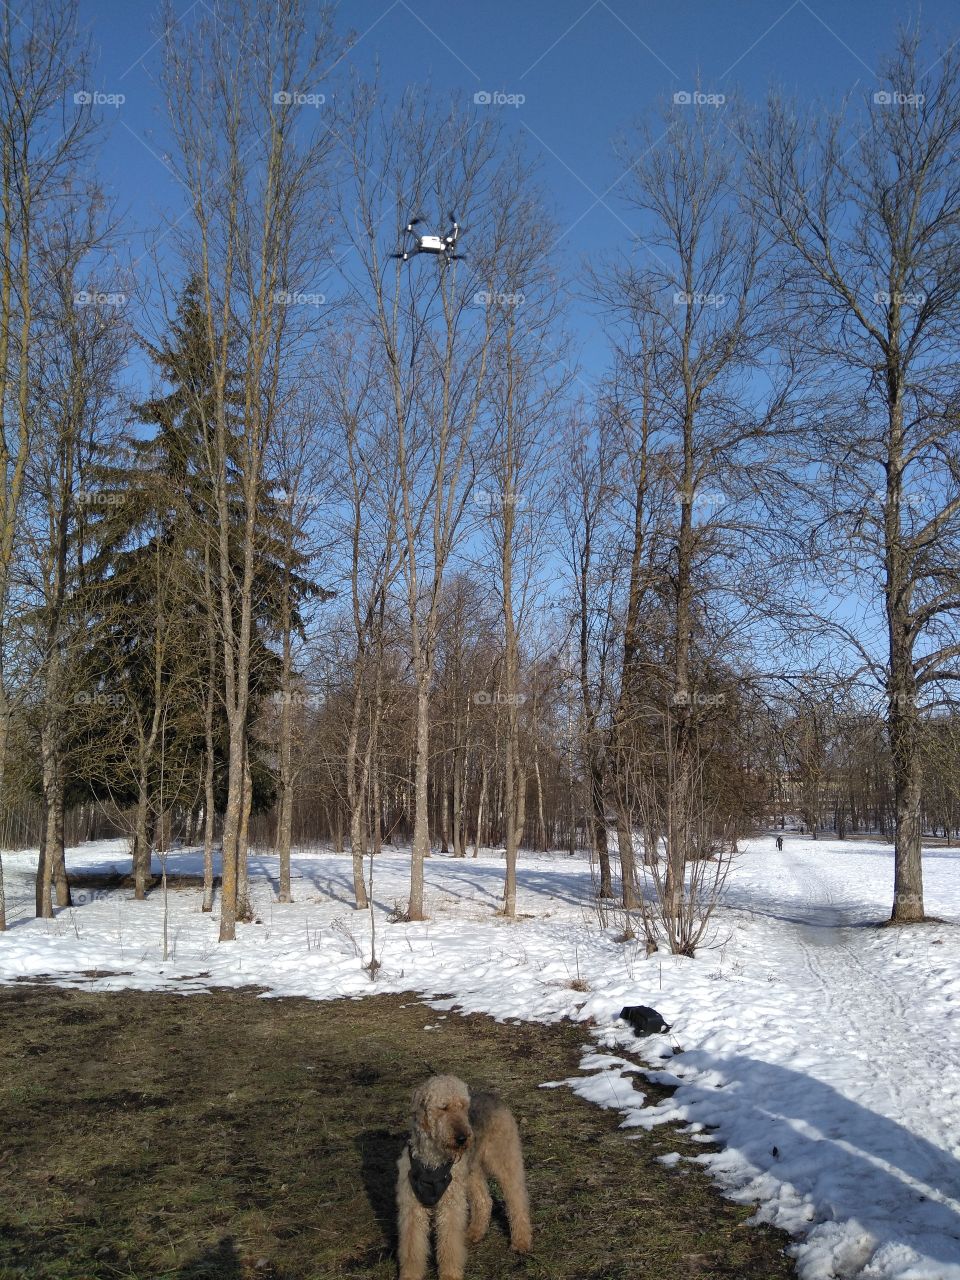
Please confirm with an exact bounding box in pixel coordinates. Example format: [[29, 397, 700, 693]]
[[396, 1074, 532, 1280]]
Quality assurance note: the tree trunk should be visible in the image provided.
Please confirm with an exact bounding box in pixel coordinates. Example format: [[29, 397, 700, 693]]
[[219, 720, 245, 940], [201, 704, 216, 913], [473, 759, 488, 858], [372, 766, 383, 855], [591, 758, 613, 897], [350, 734, 373, 910], [134, 787, 151, 900], [643, 818, 659, 867], [534, 751, 547, 853], [617, 812, 638, 908], [452, 742, 465, 857], [51, 812, 70, 908], [503, 718, 518, 917], [439, 754, 449, 853], [514, 753, 527, 852], [201, 537, 218, 913], [888, 681, 924, 921], [408, 675, 430, 918], [237, 743, 253, 922], [277, 689, 295, 904], [886, 384, 925, 922], [346, 665, 368, 908], [39, 723, 69, 912], [0, 690, 9, 929]]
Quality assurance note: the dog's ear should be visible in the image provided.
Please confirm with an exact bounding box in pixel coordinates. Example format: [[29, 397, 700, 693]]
[[411, 1081, 429, 1131]]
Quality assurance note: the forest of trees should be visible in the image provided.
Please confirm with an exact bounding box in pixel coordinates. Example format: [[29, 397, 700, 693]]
[[0, 0, 959, 943]]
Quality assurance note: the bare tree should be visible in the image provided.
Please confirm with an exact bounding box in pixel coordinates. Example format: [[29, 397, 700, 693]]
[[560, 414, 620, 899], [604, 348, 674, 906], [602, 98, 788, 937], [479, 207, 568, 917], [339, 86, 535, 919], [24, 218, 126, 916], [635, 734, 735, 955], [0, 0, 97, 928], [743, 32, 960, 921], [266, 383, 333, 903], [320, 330, 401, 908], [161, 0, 341, 940]]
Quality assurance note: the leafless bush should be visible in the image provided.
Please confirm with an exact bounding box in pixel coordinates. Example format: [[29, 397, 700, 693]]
[[633, 754, 735, 956]]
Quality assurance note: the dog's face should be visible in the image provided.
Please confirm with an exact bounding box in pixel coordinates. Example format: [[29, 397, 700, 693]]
[[412, 1076, 474, 1158]]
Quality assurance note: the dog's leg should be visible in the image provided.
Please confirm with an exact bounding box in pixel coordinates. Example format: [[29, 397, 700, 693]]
[[482, 1110, 532, 1254], [397, 1199, 430, 1280], [465, 1165, 492, 1244], [397, 1153, 430, 1280], [434, 1184, 468, 1280]]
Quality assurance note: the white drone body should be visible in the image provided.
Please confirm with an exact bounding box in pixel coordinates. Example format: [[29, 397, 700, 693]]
[[392, 213, 463, 262]]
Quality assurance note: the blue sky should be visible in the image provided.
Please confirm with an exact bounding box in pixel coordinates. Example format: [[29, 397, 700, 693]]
[[84, 0, 955, 386]]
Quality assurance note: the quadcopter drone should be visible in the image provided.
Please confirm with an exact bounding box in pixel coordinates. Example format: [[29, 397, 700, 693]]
[[391, 212, 464, 262]]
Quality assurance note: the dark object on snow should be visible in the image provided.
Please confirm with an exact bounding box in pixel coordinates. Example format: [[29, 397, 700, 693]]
[[619, 1005, 671, 1036], [776, 835, 784, 851]]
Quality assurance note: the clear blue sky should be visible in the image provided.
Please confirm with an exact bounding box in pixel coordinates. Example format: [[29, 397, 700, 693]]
[[84, 0, 955, 386]]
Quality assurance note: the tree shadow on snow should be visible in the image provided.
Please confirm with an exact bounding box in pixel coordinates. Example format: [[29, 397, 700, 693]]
[[671, 1050, 960, 1270]]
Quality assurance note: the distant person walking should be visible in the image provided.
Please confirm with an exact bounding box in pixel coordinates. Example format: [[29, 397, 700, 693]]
[[775, 835, 784, 852]]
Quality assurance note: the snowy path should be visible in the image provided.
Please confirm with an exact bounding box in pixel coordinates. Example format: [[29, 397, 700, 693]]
[[590, 843, 960, 1279], [2, 836, 960, 1279]]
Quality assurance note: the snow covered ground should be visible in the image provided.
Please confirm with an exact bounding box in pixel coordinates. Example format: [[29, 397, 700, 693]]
[[2, 834, 960, 1280]]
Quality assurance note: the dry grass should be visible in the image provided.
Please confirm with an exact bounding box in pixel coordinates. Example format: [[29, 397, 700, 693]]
[[0, 983, 797, 1280]]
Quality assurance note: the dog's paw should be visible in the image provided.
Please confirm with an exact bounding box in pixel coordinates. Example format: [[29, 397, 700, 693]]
[[510, 1226, 533, 1255]]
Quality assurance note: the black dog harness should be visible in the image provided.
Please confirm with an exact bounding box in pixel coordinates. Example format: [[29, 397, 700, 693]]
[[407, 1149, 454, 1208]]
